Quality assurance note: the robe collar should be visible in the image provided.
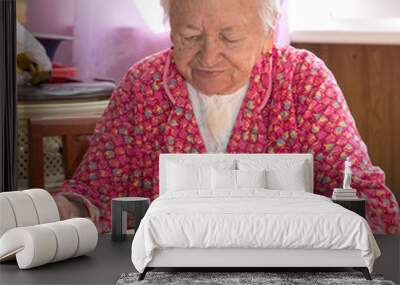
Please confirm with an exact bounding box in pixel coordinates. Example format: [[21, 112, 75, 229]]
[[162, 46, 275, 154]]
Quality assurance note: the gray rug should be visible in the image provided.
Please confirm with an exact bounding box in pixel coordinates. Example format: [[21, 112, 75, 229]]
[[116, 272, 396, 285]]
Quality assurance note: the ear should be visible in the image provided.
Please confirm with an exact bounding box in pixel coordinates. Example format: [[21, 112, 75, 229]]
[[262, 29, 275, 55], [170, 31, 176, 46], [169, 22, 179, 47]]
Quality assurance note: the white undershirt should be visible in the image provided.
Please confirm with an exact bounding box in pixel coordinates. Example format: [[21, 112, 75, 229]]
[[187, 82, 249, 153]]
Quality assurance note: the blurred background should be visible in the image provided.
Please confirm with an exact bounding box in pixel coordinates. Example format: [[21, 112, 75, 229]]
[[15, 0, 400, 203]]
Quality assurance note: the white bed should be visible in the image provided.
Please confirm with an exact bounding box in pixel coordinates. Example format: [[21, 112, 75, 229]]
[[131, 154, 380, 280]]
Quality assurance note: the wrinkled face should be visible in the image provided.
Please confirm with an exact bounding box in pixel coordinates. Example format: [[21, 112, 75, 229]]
[[170, 0, 274, 95]]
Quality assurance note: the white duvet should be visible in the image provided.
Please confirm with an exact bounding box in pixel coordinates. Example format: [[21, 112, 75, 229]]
[[131, 189, 380, 273]]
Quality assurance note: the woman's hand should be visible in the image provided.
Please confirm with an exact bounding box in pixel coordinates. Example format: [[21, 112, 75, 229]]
[[54, 195, 89, 220]]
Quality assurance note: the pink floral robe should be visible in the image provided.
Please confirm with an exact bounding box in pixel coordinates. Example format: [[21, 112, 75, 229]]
[[56, 45, 400, 234]]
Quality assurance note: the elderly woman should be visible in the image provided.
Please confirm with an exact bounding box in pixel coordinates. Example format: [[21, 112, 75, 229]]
[[54, 0, 400, 234]]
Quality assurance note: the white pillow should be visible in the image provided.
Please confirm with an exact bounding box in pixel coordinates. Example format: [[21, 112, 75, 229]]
[[236, 169, 267, 189], [212, 168, 236, 190], [211, 169, 268, 190], [238, 159, 308, 192], [266, 168, 307, 191], [167, 162, 211, 191]]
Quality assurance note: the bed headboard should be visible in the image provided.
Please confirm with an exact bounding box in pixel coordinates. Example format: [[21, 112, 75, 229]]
[[159, 153, 314, 195]]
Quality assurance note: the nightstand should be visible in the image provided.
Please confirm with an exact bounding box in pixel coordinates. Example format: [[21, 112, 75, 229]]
[[111, 197, 150, 242], [332, 198, 366, 218]]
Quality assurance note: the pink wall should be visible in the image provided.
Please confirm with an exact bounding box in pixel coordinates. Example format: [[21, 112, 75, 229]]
[[24, 0, 289, 82], [24, 0, 171, 81], [276, 0, 290, 47], [72, 0, 170, 81], [26, 0, 75, 66]]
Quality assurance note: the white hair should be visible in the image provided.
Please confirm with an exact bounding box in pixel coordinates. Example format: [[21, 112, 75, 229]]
[[159, 0, 280, 30]]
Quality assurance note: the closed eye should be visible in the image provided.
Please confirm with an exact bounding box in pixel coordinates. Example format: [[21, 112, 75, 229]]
[[219, 34, 243, 44], [184, 35, 202, 43]]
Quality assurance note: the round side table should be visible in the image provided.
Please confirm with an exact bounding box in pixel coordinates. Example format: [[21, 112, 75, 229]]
[[111, 197, 150, 242]]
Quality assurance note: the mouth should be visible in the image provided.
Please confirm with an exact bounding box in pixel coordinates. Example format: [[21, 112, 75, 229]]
[[194, 68, 224, 79]]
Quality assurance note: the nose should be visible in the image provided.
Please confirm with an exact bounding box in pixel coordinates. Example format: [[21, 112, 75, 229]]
[[198, 37, 223, 68]]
